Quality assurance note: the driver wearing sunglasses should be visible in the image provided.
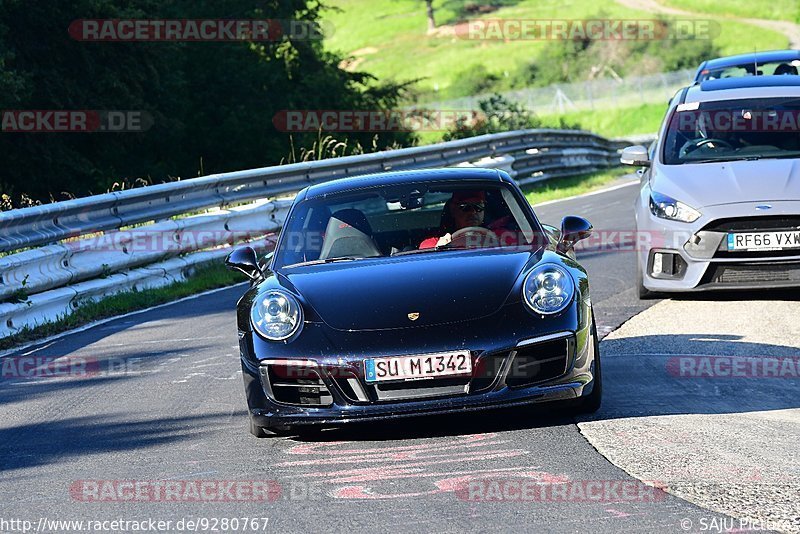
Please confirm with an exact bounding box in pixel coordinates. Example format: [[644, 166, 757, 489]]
[[419, 190, 513, 249]]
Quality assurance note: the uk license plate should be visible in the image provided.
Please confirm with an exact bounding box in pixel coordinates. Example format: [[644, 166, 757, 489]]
[[364, 351, 472, 383], [727, 231, 800, 251]]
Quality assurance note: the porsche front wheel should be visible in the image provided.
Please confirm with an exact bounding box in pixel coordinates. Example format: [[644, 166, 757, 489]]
[[575, 315, 602, 414]]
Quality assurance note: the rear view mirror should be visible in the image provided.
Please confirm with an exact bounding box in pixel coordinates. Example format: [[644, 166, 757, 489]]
[[620, 145, 650, 167], [225, 246, 263, 280], [400, 189, 425, 210], [558, 216, 593, 254]]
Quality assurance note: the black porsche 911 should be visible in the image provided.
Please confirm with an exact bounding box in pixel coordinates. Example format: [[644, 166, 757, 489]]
[[225, 168, 600, 437]]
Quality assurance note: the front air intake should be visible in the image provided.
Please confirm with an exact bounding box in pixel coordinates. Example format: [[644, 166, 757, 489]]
[[259, 362, 333, 406], [505, 337, 571, 389]]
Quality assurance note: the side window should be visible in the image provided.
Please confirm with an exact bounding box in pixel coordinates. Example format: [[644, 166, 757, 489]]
[[720, 67, 751, 78]]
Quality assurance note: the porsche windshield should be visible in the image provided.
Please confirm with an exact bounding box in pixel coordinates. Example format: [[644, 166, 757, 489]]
[[662, 97, 800, 165], [275, 183, 541, 268]]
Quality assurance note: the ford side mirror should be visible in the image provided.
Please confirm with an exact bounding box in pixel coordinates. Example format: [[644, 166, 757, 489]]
[[620, 145, 650, 167], [225, 246, 263, 280], [558, 216, 593, 253]]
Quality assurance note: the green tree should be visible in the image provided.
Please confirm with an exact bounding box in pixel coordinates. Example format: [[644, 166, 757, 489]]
[[0, 0, 415, 205]]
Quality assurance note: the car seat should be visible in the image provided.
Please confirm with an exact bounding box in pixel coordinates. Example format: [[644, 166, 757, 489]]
[[318, 208, 382, 260]]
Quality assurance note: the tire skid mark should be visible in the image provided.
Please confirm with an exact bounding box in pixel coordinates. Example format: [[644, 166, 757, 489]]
[[272, 432, 568, 501], [284, 432, 495, 456], [298, 450, 529, 481], [276, 438, 515, 467], [331, 468, 569, 500]]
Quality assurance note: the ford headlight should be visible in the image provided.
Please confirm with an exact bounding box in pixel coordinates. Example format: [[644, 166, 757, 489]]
[[649, 191, 701, 223], [523, 264, 575, 315], [251, 290, 303, 341]]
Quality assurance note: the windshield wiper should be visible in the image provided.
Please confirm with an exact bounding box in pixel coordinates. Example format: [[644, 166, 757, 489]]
[[392, 247, 443, 257], [688, 151, 800, 163], [688, 156, 764, 163], [283, 256, 367, 268], [757, 151, 800, 160], [392, 245, 471, 257]]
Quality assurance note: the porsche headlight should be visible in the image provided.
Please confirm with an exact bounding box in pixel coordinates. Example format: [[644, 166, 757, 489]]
[[523, 264, 575, 315], [649, 191, 701, 223], [251, 290, 303, 341]]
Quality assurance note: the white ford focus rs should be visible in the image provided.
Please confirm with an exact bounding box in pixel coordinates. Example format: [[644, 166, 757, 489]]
[[622, 76, 800, 298]]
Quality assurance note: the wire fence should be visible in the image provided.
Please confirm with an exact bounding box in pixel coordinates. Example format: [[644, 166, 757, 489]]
[[420, 69, 695, 114]]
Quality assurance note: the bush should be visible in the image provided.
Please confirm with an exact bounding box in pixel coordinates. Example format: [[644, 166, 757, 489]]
[[449, 64, 501, 97], [0, 0, 417, 205], [512, 16, 720, 88], [442, 94, 580, 141]]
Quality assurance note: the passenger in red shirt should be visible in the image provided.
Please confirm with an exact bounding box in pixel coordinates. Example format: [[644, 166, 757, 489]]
[[419, 190, 517, 249]]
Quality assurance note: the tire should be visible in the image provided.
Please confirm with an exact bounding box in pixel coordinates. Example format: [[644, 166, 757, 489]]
[[249, 419, 322, 438], [575, 315, 602, 414], [249, 419, 271, 438], [636, 260, 659, 300], [249, 419, 294, 438]]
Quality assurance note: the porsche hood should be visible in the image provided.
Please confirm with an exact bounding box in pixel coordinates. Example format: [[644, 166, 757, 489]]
[[280, 249, 538, 331]]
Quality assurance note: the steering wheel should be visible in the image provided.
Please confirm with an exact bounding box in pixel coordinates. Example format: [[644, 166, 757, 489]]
[[682, 137, 733, 156], [448, 226, 499, 249]]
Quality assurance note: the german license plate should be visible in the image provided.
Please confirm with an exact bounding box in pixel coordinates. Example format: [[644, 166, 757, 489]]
[[364, 351, 472, 383], [727, 231, 800, 251]]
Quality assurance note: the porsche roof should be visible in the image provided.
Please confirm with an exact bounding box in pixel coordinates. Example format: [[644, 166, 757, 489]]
[[302, 167, 511, 200]]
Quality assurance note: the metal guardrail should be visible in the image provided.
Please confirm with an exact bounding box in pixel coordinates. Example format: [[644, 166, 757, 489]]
[[0, 128, 639, 339], [0, 129, 622, 253]]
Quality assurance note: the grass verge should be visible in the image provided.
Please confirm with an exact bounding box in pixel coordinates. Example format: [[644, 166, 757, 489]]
[[417, 102, 666, 145], [0, 263, 247, 351], [323, 0, 787, 101], [661, 0, 800, 23], [524, 166, 634, 205], [542, 102, 668, 139]]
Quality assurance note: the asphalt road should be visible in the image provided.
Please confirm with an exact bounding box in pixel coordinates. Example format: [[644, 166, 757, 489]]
[[580, 298, 800, 532], [533, 180, 654, 337], [0, 180, 747, 533]]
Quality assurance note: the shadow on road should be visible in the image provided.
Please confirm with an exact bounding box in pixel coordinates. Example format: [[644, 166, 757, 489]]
[[0, 344, 218, 407], [0, 284, 244, 365], [0, 412, 236, 473], [669, 288, 800, 302], [588, 334, 800, 421], [278, 405, 577, 444]]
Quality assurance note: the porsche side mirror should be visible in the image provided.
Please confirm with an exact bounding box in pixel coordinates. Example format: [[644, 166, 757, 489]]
[[558, 216, 593, 253], [620, 145, 650, 167], [225, 246, 263, 280]]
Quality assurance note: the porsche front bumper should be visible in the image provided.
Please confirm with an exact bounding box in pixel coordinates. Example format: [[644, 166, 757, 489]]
[[240, 319, 598, 429]]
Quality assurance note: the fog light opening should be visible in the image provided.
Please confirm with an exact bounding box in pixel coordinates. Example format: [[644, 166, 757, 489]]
[[649, 251, 687, 279], [652, 253, 664, 275]]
